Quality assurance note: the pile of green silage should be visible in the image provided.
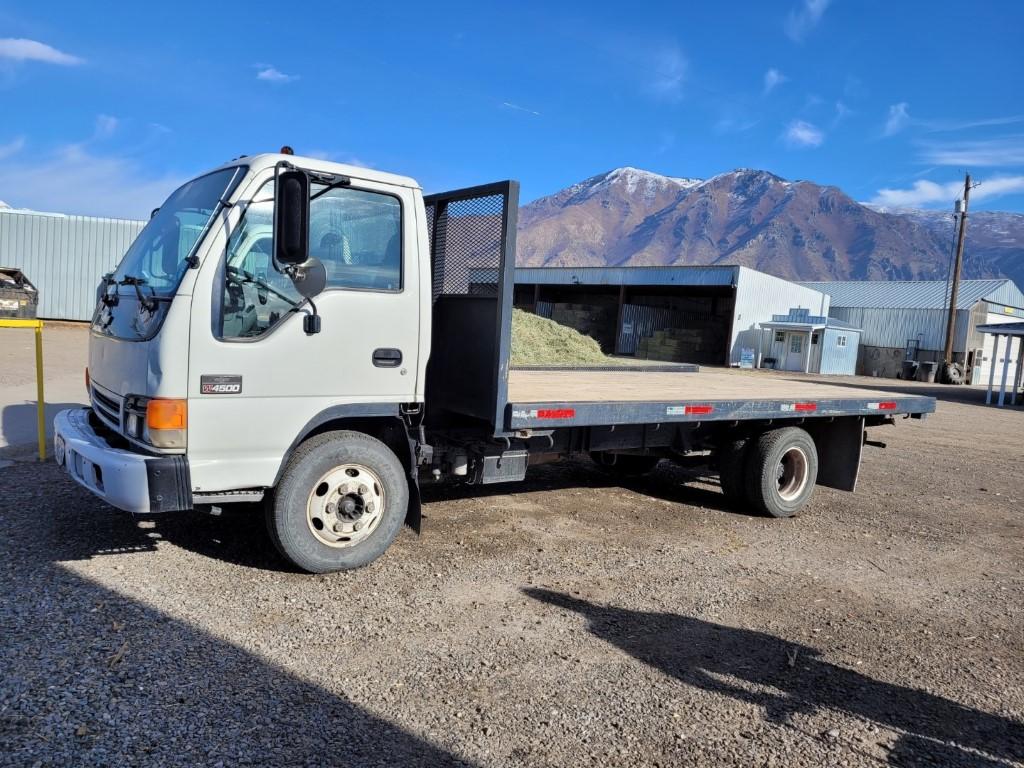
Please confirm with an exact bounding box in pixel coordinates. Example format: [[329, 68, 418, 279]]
[[510, 308, 620, 366]]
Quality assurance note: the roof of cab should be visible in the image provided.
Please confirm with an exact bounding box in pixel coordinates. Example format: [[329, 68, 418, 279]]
[[210, 153, 421, 190]]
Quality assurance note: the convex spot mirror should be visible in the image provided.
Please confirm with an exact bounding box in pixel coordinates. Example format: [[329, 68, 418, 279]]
[[290, 257, 327, 299], [273, 169, 310, 266]]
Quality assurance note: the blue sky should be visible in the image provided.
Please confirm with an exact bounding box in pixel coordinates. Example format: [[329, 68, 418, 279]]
[[1, 0, 1022, 218]]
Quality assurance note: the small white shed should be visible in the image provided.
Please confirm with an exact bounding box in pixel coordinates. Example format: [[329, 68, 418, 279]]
[[976, 321, 1024, 407], [759, 308, 861, 375]]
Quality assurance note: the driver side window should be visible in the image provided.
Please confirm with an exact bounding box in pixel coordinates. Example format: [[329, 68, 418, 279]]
[[218, 182, 301, 340], [216, 177, 405, 340]]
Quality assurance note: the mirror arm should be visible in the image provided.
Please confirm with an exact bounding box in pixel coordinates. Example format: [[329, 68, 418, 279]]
[[302, 295, 321, 335]]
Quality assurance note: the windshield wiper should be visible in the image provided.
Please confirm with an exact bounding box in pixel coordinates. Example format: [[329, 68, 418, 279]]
[[119, 275, 158, 312], [226, 265, 301, 307], [309, 172, 352, 202]]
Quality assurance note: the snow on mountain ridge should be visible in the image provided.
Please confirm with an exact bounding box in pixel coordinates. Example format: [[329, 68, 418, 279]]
[[565, 167, 702, 204]]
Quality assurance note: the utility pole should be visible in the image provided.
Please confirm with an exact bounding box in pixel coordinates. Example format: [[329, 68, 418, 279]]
[[942, 172, 971, 366]]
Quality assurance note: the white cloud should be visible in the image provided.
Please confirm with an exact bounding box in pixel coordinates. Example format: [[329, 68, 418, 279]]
[[784, 119, 824, 148], [763, 68, 787, 95], [832, 100, 853, 127], [304, 150, 373, 168], [883, 102, 910, 136], [256, 66, 298, 83], [0, 137, 26, 160], [920, 114, 1024, 132], [646, 46, 687, 101], [501, 101, 541, 117], [785, 0, 831, 42], [0, 144, 186, 218], [919, 136, 1024, 166], [871, 175, 1024, 208], [0, 38, 83, 65], [94, 114, 119, 139]]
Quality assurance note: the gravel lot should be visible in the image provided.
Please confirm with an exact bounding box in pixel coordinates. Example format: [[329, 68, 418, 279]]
[[2, 384, 1023, 766]]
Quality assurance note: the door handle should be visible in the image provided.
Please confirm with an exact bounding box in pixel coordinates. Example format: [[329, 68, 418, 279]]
[[373, 348, 403, 368]]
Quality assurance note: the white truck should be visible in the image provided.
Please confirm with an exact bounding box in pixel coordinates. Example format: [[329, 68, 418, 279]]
[[54, 153, 935, 573]]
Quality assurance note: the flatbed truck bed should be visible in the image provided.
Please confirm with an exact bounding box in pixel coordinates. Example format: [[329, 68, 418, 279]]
[[506, 368, 934, 429]]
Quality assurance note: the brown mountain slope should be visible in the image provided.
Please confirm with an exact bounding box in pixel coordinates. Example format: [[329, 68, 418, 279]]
[[517, 167, 1024, 286]]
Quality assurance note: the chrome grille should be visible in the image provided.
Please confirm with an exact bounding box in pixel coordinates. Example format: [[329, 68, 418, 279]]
[[90, 385, 122, 431]]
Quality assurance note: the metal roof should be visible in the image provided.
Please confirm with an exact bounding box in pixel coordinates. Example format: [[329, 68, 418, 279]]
[[798, 279, 1024, 311], [514, 266, 740, 287], [977, 321, 1024, 336]]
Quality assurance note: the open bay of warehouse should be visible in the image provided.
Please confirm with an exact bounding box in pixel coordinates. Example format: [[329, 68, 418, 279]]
[[1, 325, 1022, 767]]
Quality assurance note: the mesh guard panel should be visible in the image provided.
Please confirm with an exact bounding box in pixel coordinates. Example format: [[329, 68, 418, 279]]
[[422, 181, 519, 433]]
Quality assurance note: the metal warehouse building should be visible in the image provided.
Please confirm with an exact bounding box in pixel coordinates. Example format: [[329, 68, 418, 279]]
[[801, 279, 1024, 382], [504, 266, 833, 368], [0, 207, 146, 321]]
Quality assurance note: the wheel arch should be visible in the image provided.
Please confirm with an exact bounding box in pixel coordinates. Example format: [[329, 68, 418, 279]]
[[271, 404, 422, 532]]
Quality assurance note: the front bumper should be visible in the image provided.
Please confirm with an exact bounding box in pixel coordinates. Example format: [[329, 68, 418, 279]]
[[53, 408, 192, 514]]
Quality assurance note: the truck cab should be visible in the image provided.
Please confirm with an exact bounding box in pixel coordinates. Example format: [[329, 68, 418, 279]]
[[56, 154, 435, 570]]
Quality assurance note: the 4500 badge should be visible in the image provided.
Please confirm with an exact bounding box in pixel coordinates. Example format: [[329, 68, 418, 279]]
[[200, 375, 242, 395]]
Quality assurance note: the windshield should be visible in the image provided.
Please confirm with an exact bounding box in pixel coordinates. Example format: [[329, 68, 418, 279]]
[[111, 167, 244, 296], [92, 166, 244, 341]]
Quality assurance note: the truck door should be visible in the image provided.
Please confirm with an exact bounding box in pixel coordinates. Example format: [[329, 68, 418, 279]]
[[185, 169, 423, 492]]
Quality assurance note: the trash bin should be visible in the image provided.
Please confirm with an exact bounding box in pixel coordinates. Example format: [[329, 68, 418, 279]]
[[917, 360, 938, 383], [0, 268, 39, 319], [900, 360, 918, 380]]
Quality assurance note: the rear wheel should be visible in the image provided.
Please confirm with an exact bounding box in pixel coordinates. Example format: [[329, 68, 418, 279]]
[[590, 451, 661, 476], [744, 427, 818, 518], [267, 430, 408, 573]]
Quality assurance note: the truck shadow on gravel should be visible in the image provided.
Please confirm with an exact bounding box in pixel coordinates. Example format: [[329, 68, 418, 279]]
[[26, 459, 743, 574], [421, 459, 739, 515], [525, 588, 1023, 768], [0, 504, 475, 766]]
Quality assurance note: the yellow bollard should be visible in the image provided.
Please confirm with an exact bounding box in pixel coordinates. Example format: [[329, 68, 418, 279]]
[[0, 317, 46, 460], [35, 323, 46, 461]]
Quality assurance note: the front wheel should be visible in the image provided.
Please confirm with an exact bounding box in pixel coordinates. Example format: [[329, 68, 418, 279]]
[[267, 430, 408, 573], [744, 427, 818, 518]]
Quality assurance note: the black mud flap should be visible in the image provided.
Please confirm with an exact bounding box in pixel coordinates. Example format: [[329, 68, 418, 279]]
[[403, 436, 422, 534], [806, 416, 864, 492]]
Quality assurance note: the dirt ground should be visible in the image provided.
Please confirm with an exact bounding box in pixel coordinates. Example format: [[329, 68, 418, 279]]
[[1, 330, 1023, 766]]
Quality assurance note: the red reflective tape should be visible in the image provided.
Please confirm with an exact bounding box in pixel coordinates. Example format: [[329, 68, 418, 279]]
[[684, 405, 714, 415], [794, 402, 817, 412], [536, 408, 575, 419], [878, 401, 897, 410]]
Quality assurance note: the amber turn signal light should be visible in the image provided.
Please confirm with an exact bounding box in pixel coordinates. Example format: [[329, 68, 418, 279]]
[[146, 399, 187, 430]]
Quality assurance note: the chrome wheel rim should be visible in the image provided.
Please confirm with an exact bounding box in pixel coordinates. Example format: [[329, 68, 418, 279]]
[[777, 447, 809, 502], [306, 464, 385, 548]]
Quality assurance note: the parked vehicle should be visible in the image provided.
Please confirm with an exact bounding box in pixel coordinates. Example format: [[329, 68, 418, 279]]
[[54, 154, 936, 572]]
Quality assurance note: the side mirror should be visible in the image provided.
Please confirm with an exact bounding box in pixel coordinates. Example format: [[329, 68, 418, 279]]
[[273, 169, 310, 266]]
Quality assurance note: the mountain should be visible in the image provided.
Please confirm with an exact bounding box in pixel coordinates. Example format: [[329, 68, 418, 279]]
[[517, 167, 1024, 287]]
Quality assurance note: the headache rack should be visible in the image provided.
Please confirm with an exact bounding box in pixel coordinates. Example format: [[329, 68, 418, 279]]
[[422, 180, 519, 436]]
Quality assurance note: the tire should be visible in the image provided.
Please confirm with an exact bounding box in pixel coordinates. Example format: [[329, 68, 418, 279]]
[[744, 427, 818, 518], [717, 437, 749, 502], [590, 451, 661, 477], [267, 430, 408, 573]]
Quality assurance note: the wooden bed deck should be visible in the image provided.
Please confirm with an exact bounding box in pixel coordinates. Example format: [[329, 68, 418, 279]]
[[508, 368, 915, 404]]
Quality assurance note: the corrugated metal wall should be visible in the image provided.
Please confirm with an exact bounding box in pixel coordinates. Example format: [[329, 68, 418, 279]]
[[0, 210, 146, 320], [826, 306, 970, 354], [730, 267, 831, 364], [819, 327, 859, 375]]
